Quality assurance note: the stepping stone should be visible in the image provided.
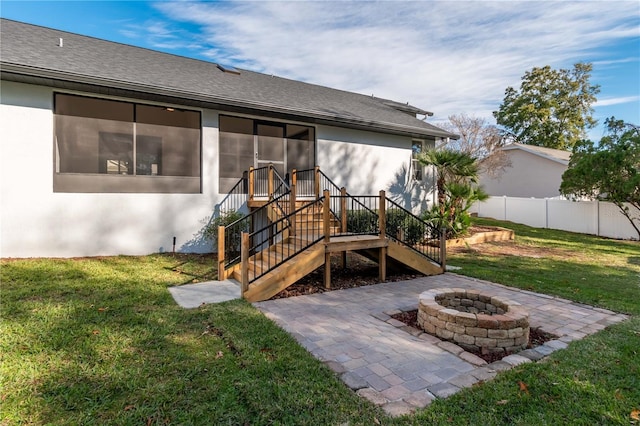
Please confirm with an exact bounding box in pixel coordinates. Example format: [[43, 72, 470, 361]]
[[501, 354, 532, 366], [517, 349, 545, 361], [341, 372, 367, 390], [382, 401, 415, 417], [448, 374, 479, 388], [325, 361, 346, 374], [487, 361, 512, 372], [545, 340, 568, 350], [403, 391, 435, 409], [356, 387, 389, 406], [427, 382, 460, 398], [459, 351, 487, 366]]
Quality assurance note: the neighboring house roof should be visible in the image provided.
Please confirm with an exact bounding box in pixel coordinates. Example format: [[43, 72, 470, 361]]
[[501, 143, 571, 165], [0, 18, 455, 140]]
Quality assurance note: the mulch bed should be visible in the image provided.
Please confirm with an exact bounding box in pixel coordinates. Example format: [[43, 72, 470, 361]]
[[270, 252, 422, 300], [390, 309, 558, 363]]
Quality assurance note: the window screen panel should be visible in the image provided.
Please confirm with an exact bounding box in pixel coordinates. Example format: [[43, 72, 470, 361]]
[[55, 93, 133, 121], [136, 104, 200, 129], [54, 93, 202, 193], [286, 138, 313, 171], [220, 116, 253, 135], [136, 124, 200, 177], [55, 115, 133, 174], [219, 132, 254, 178]]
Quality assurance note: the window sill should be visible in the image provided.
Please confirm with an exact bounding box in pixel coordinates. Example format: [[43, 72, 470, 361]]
[[53, 174, 201, 194]]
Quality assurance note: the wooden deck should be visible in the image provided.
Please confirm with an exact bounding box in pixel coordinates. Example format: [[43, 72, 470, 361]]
[[229, 233, 442, 302], [218, 167, 445, 302]]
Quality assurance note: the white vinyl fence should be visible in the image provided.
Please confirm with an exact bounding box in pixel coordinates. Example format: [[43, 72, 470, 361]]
[[473, 196, 639, 240]]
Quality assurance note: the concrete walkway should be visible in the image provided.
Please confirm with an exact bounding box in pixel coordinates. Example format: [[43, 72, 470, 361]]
[[169, 279, 240, 308], [254, 273, 628, 416]]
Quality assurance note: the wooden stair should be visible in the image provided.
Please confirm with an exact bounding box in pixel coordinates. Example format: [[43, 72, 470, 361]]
[[220, 182, 445, 303], [233, 235, 442, 302], [356, 239, 442, 276], [236, 243, 325, 302]]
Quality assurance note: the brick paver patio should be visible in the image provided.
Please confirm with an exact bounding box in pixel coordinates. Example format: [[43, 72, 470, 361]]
[[254, 273, 628, 416]]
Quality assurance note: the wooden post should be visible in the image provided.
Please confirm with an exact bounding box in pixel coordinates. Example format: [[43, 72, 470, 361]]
[[314, 166, 321, 200], [323, 189, 331, 289], [267, 164, 274, 199], [340, 187, 347, 269], [324, 251, 331, 289], [440, 227, 447, 273], [241, 232, 249, 297], [217, 225, 225, 280], [291, 168, 298, 189], [323, 190, 330, 242], [379, 190, 386, 239], [248, 166, 255, 201], [378, 191, 387, 282], [290, 182, 297, 237], [379, 247, 387, 282]]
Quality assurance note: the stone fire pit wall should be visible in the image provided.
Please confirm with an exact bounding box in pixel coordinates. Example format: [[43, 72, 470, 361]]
[[418, 288, 530, 354]]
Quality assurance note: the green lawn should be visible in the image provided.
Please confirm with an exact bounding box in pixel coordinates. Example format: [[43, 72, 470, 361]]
[[1, 222, 639, 425]]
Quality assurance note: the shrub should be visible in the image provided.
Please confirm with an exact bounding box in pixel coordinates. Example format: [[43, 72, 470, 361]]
[[346, 209, 378, 234], [203, 210, 247, 255], [386, 209, 426, 245]]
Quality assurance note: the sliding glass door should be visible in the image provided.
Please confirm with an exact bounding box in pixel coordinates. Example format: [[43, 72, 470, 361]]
[[219, 115, 315, 193]]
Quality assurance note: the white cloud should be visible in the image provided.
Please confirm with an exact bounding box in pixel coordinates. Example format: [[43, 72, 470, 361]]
[[594, 96, 640, 107], [145, 1, 638, 123]]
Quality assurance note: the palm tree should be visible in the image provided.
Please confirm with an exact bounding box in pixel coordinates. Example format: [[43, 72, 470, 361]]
[[418, 149, 486, 237], [418, 149, 480, 210]]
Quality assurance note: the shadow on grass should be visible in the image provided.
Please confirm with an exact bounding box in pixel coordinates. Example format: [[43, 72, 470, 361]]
[[1, 258, 382, 425], [160, 253, 218, 284]]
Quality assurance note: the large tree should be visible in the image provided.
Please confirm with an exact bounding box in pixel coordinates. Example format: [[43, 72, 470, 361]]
[[493, 62, 600, 150], [560, 117, 640, 239], [442, 113, 510, 178]]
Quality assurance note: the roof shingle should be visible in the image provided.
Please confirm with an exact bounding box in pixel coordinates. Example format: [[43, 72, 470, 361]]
[[0, 18, 455, 139]]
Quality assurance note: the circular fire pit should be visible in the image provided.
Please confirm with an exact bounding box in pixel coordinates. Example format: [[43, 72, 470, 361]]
[[418, 288, 530, 355]]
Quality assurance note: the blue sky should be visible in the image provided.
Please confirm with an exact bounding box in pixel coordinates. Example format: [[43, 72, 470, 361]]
[[2, 0, 639, 141]]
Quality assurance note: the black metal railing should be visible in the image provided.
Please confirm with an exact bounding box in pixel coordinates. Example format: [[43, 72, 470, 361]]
[[342, 195, 380, 236], [318, 170, 344, 197], [213, 171, 248, 219], [250, 166, 270, 198], [291, 168, 316, 198], [221, 167, 444, 286], [222, 197, 274, 269], [385, 198, 441, 264], [247, 198, 325, 283], [272, 168, 290, 199], [222, 190, 294, 270]]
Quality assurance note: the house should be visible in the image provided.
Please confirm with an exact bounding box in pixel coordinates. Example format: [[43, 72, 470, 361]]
[[0, 19, 455, 258], [479, 143, 571, 198]]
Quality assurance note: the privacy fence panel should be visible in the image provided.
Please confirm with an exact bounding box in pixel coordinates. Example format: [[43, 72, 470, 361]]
[[599, 202, 638, 240], [546, 199, 598, 235], [507, 197, 547, 229], [475, 196, 638, 240]]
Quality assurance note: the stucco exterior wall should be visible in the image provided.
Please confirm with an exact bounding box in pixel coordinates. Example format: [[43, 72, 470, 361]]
[[1, 81, 436, 257], [0, 81, 222, 257], [479, 149, 567, 198], [317, 126, 436, 214]]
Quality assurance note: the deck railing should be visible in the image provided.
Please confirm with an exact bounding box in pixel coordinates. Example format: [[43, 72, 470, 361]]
[[248, 164, 291, 201], [384, 198, 442, 265], [291, 168, 316, 199], [218, 191, 289, 277], [242, 198, 325, 287], [218, 167, 445, 288], [212, 171, 249, 220]]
